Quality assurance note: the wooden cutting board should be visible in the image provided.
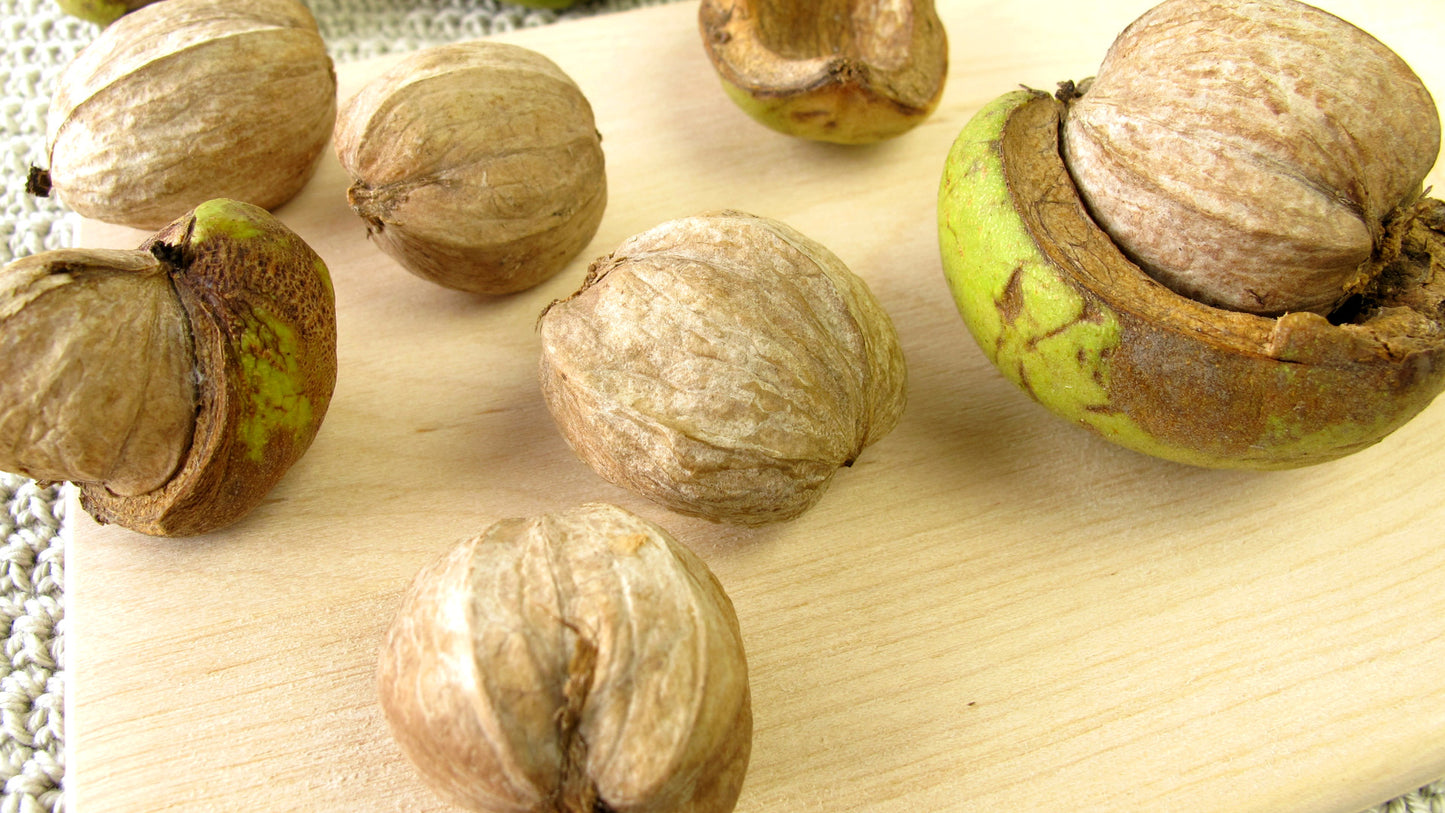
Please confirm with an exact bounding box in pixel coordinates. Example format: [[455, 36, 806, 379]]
[[65, 1, 1445, 811]]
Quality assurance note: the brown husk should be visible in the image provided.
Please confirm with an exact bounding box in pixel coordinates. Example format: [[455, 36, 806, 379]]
[[699, 0, 948, 143], [79, 201, 337, 535]]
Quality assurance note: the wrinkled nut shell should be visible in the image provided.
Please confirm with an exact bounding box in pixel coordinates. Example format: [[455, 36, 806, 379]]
[[378, 502, 751, 813], [334, 41, 606, 295], [938, 89, 1445, 469], [1061, 0, 1441, 316], [0, 249, 195, 497], [0, 199, 338, 536], [539, 211, 906, 524], [699, 0, 948, 144], [40, 0, 337, 230]]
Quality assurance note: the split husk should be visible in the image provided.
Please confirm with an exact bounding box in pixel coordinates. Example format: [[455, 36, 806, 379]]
[[938, 89, 1445, 469], [699, 0, 948, 144], [0, 199, 337, 535]]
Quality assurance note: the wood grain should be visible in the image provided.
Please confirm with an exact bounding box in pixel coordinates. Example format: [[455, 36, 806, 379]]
[[65, 1, 1445, 811]]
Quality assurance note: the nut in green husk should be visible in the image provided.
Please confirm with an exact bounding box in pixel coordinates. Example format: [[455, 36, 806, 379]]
[[33, 0, 336, 230], [334, 41, 606, 295], [699, 0, 948, 144], [378, 502, 751, 813], [539, 211, 906, 525], [0, 199, 337, 536], [937, 0, 1445, 470]]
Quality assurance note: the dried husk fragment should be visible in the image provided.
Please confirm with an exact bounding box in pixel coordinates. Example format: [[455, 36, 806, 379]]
[[699, 0, 948, 144], [0, 199, 338, 535], [1061, 0, 1441, 316], [938, 89, 1445, 469], [378, 502, 751, 813], [36, 0, 337, 230], [539, 211, 906, 524], [334, 41, 606, 295]]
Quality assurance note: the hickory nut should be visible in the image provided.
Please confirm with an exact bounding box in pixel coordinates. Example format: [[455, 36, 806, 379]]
[[938, 0, 1445, 469], [699, 0, 948, 144], [1063, 0, 1440, 317], [0, 199, 337, 536], [334, 41, 606, 295], [32, 0, 337, 230], [539, 211, 906, 524], [378, 502, 751, 813]]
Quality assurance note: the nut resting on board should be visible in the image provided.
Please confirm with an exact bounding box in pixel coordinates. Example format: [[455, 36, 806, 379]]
[[698, 0, 948, 144], [0, 199, 337, 536], [30, 0, 337, 231], [538, 211, 907, 525], [937, 0, 1445, 469], [378, 502, 751, 813], [1064, 0, 1439, 317], [334, 41, 606, 295]]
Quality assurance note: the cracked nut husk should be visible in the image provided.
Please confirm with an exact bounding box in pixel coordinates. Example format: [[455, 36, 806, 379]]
[[938, 81, 1445, 468], [334, 41, 606, 295], [34, 0, 336, 230], [0, 199, 337, 535], [938, 0, 1445, 469], [936, 1, 1445, 470], [539, 211, 906, 524], [378, 502, 752, 813], [699, 0, 948, 144]]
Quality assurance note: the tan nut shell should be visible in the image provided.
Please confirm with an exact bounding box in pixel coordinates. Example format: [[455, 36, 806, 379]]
[[1062, 0, 1441, 316], [0, 249, 195, 497], [56, 0, 159, 27], [538, 211, 907, 525], [378, 502, 752, 813], [334, 41, 606, 295], [41, 0, 337, 230]]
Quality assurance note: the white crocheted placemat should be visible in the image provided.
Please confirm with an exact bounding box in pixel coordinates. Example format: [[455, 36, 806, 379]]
[[0, 1, 1440, 811]]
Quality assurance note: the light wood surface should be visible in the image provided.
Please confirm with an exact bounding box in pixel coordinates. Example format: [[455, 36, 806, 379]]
[[66, 2, 1445, 811]]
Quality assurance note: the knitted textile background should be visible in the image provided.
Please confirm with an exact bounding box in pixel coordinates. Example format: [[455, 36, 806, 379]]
[[0, 0, 1441, 811]]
